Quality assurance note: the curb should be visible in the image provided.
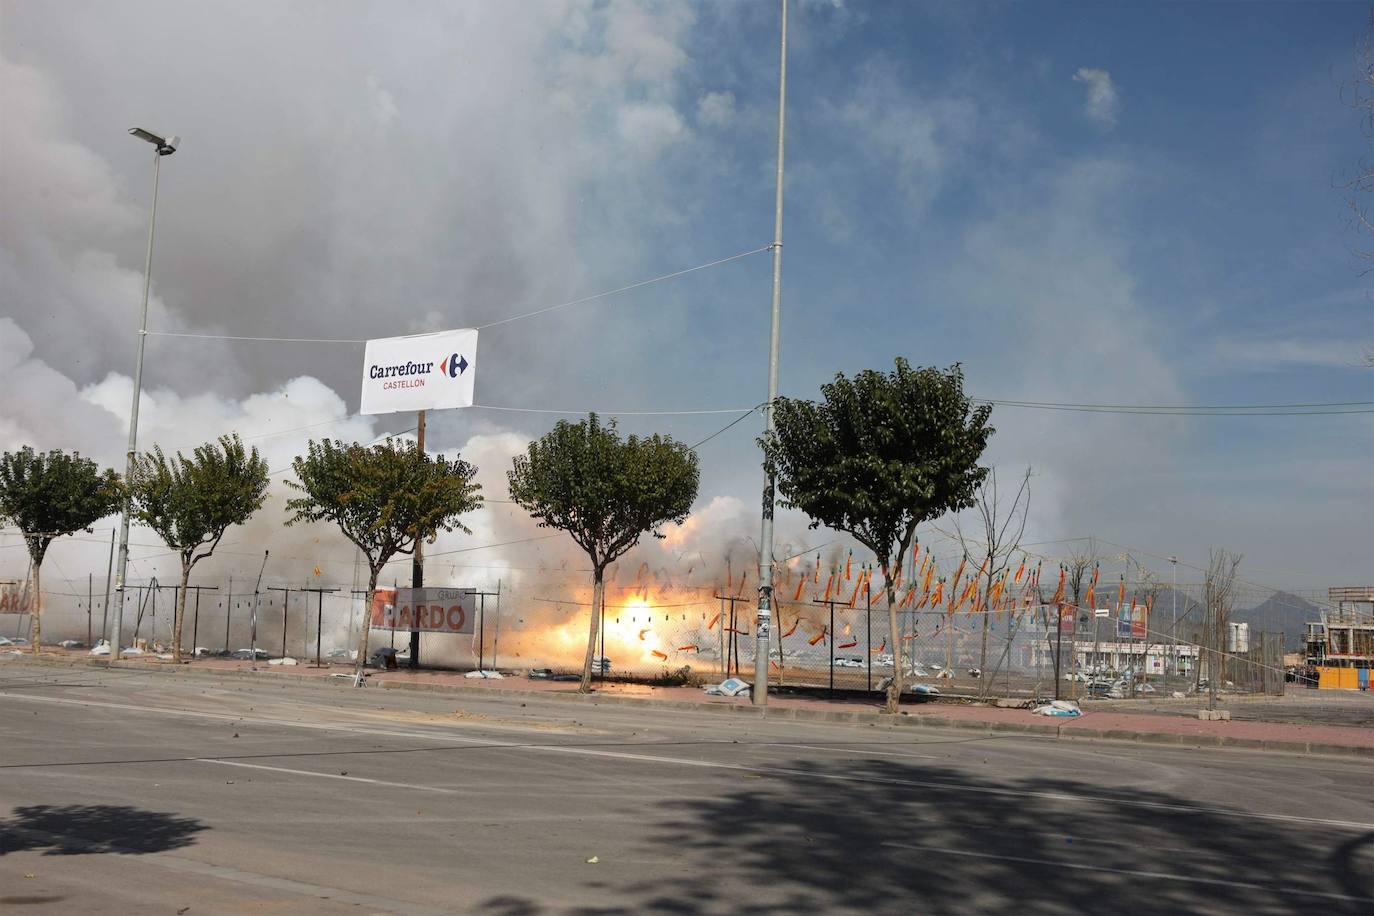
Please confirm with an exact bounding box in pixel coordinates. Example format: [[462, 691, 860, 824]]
[[6, 653, 1372, 761]]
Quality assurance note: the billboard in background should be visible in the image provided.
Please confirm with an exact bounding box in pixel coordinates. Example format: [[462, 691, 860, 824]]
[[0, 582, 32, 615], [360, 328, 477, 416], [371, 587, 475, 634]]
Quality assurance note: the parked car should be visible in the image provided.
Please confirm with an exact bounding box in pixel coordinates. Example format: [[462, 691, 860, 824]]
[[833, 656, 863, 668]]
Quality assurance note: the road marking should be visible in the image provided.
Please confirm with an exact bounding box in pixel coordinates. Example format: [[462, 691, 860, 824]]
[[764, 742, 943, 760], [6, 690, 1374, 833], [197, 758, 465, 794], [882, 843, 1374, 905]]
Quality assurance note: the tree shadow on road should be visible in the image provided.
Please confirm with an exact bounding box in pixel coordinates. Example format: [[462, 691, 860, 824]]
[[0, 805, 206, 856], [475, 756, 1374, 915]]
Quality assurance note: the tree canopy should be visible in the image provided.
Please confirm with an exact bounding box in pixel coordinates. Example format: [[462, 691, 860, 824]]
[[508, 414, 699, 690], [0, 446, 122, 651], [761, 359, 993, 710], [286, 438, 482, 683], [128, 434, 269, 661]]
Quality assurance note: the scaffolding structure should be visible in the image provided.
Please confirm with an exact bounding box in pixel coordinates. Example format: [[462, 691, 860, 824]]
[[1303, 587, 1374, 688]]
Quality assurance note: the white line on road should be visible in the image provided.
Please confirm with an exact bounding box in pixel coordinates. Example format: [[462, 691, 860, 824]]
[[882, 842, 1374, 905], [197, 758, 466, 794], [7, 690, 1374, 833], [765, 742, 944, 760]]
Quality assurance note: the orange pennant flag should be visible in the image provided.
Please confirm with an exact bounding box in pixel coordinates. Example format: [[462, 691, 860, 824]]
[[793, 575, 805, 602], [823, 572, 835, 602], [1014, 560, 1025, 584], [809, 628, 827, 646], [846, 552, 852, 581], [707, 613, 720, 630], [651, 650, 668, 660]]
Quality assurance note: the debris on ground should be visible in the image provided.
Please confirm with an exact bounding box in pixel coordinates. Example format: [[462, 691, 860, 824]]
[[370, 647, 399, 669], [58, 639, 86, 649], [465, 669, 504, 679], [268, 657, 298, 666], [528, 668, 553, 679], [232, 648, 270, 660], [89, 640, 110, 656], [586, 856, 599, 864], [1032, 699, 1083, 717], [704, 677, 750, 697], [909, 683, 941, 700]]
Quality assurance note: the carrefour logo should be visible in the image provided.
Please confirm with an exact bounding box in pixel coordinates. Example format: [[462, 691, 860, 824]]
[[439, 353, 469, 377]]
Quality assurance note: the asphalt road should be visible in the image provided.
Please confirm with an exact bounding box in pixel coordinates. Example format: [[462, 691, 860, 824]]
[[1, 659, 1371, 915]]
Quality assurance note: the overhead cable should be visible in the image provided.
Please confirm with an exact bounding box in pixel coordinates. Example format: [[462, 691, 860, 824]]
[[140, 245, 772, 344]]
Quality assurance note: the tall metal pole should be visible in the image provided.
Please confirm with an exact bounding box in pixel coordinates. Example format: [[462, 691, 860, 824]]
[[754, 0, 788, 707], [410, 410, 425, 669], [1168, 556, 1177, 692], [112, 147, 163, 662], [101, 529, 114, 646]]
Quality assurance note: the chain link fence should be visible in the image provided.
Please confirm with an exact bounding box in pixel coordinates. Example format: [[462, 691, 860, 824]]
[[5, 575, 1289, 703]]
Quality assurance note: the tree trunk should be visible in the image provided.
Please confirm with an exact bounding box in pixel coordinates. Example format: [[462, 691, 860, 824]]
[[978, 578, 991, 699], [173, 559, 191, 664], [580, 568, 605, 694], [30, 560, 42, 654], [884, 563, 902, 714], [352, 567, 380, 687]]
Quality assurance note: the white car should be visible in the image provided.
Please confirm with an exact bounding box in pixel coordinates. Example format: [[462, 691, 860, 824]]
[[833, 656, 863, 668]]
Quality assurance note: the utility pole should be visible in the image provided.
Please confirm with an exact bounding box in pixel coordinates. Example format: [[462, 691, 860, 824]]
[[469, 586, 501, 673], [224, 576, 233, 655], [86, 573, 93, 647], [714, 594, 751, 677], [101, 528, 114, 647], [249, 551, 268, 668], [1167, 556, 1177, 693], [410, 410, 425, 669], [754, 0, 789, 708], [301, 587, 338, 667], [268, 587, 293, 659], [185, 585, 216, 657], [813, 597, 844, 699]]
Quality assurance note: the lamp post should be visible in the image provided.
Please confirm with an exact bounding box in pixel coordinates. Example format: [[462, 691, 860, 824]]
[[111, 127, 178, 662], [753, 0, 788, 708]]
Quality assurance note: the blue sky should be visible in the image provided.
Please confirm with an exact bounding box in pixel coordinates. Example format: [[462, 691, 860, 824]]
[[1, 0, 1369, 593]]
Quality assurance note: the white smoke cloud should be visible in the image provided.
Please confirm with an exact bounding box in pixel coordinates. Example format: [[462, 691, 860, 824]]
[[1073, 67, 1119, 128]]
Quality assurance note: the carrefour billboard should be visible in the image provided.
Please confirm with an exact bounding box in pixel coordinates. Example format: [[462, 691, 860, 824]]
[[360, 328, 477, 415]]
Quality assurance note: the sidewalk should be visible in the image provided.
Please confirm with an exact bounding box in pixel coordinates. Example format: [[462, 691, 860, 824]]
[[7, 648, 1373, 759]]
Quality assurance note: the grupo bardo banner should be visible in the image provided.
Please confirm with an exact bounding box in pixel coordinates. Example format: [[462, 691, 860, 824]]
[[370, 587, 476, 634], [0, 582, 33, 615], [360, 328, 477, 416]]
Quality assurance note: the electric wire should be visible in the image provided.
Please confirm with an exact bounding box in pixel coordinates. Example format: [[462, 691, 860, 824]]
[[140, 245, 772, 344]]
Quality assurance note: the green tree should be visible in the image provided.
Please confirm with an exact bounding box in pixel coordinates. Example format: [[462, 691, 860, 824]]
[[507, 414, 699, 692], [761, 360, 993, 713], [0, 447, 122, 653], [128, 435, 269, 663], [286, 438, 482, 685]]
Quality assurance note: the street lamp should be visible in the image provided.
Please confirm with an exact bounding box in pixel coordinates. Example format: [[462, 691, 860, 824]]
[[111, 127, 178, 662]]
